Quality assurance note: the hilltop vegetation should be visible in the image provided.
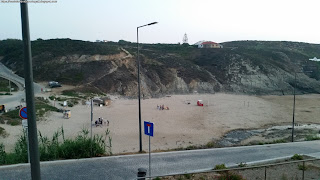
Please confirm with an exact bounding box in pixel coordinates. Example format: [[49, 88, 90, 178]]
[[1, 39, 320, 96]]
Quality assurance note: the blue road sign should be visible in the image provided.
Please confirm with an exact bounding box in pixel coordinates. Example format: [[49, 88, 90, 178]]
[[144, 121, 154, 137], [19, 107, 27, 119]]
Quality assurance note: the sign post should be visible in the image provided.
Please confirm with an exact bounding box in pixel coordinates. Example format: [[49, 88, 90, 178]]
[[90, 99, 93, 157], [20, 107, 30, 163], [144, 121, 154, 178], [19, 107, 28, 119]]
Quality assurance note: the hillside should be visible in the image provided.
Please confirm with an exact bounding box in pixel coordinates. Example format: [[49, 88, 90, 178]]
[[0, 39, 320, 97]]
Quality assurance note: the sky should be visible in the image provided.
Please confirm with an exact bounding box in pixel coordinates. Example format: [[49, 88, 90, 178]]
[[1, 0, 320, 44]]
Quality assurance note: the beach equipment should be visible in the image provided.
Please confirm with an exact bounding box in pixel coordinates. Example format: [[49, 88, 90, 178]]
[[197, 100, 203, 106]]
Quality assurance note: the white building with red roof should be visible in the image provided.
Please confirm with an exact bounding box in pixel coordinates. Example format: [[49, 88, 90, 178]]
[[197, 41, 223, 48]]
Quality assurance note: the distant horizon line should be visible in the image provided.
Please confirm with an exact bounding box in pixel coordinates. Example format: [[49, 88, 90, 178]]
[[1, 38, 319, 45]]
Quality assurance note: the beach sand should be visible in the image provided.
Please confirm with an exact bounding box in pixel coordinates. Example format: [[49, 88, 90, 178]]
[[1, 93, 320, 154]]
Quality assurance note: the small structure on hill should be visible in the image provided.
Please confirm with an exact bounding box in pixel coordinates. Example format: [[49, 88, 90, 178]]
[[309, 57, 320, 62], [198, 41, 223, 48]]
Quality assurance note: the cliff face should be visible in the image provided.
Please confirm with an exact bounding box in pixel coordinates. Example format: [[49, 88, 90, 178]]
[[1, 39, 320, 97]]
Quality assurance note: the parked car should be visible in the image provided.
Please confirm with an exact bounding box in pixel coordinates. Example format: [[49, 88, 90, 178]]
[[48, 81, 62, 88]]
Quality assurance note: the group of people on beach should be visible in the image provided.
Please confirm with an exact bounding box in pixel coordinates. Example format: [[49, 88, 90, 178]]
[[157, 104, 169, 110], [95, 117, 109, 127]]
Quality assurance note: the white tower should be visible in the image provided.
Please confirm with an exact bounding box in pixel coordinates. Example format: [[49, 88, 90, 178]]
[[182, 33, 188, 44]]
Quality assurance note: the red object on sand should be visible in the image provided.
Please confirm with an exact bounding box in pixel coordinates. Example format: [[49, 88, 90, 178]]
[[197, 100, 203, 106]]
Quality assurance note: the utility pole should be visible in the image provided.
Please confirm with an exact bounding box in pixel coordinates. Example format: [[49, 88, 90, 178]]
[[292, 72, 296, 142], [292, 69, 312, 142], [90, 99, 93, 156], [20, 2, 41, 179], [8, 78, 11, 94]]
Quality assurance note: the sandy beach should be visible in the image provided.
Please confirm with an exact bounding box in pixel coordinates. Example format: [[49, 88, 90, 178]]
[[1, 93, 320, 154]]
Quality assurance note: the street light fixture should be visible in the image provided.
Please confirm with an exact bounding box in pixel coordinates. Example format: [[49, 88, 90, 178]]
[[137, 22, 158, 152]]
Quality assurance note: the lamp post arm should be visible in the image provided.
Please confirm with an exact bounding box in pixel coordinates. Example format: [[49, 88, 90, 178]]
[[138, 24, 148, 29], [138, 22, 158, 29]]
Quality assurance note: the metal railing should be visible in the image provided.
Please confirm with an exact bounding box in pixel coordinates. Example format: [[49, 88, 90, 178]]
[[136, 157, 320, 180]]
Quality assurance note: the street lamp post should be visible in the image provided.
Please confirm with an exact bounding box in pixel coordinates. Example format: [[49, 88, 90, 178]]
[[137, 22, 158, 152], [292, 70, 312, 142], [292, 72, 297, 142]]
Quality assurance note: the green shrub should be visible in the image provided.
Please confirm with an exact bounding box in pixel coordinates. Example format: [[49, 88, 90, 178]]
[[35, 99, 59, 117], [0, 143, 6, 164], [217, 172, 244, 180], [7, 119, 21, 126], [258, 142, 264, 145], [305, 135, 320, 141], [298, 164, 307, 171], [12, 130, 29, 163], [49, 95, 56, 100], [256, 138, 287, 145], [186, 145, 196, 150], [38, 127, 111, 161], [183, 174, 191, 179], [214, 164, 227, 170], [0, 127, 112, 165], [36, 97, 50, 104], [0, 127, 8, 137], [62, 90, 79, 97], [0, 77, 18, 92], [67, 103, 73, 107], [2, 109, 19, 119], [270, 139, 287, 144], [291, 154, 303, 160], [281, 174, 288, 180], [206, 141, 215, 148], [56, 97, 68, 101], [238, 162, 247, 167]]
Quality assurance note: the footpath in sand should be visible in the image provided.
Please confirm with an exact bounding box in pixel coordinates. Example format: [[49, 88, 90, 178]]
[[1, 93, 320, 154]]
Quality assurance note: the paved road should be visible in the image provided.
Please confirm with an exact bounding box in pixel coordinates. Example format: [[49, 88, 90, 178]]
[[0, 141, 319, 180], [0, 62, 43, 110]]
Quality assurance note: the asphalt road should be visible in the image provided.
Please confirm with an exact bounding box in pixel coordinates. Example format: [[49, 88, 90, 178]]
[[0, 62, 43, 110], [0, 141, 320, 180]]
